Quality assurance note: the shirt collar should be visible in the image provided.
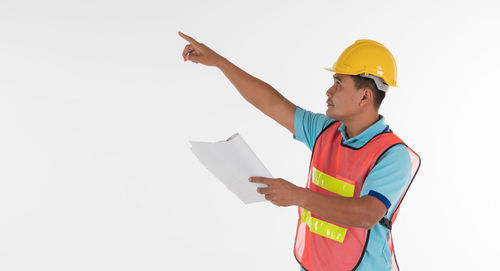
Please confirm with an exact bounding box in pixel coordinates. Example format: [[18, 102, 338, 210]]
[[338, 115, 389, 145]]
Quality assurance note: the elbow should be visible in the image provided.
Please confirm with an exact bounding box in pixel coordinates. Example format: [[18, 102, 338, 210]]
[[358, 210, 384, 230], [356, 196, 387, 229]]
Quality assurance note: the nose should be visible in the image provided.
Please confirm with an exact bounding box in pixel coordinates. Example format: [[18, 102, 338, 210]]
[[326, 85, 334, 98]]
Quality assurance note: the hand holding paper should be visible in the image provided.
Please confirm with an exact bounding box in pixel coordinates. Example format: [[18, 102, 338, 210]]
[[250, 176, 303, 207]]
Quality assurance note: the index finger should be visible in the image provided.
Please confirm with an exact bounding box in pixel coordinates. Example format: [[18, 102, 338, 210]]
[[178, 31, 200, 45], [249, 177, 274, 185]]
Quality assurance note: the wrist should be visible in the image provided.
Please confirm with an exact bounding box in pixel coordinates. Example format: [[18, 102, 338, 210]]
[[295, 187, 308, 207], [215, 56, 229, 70]]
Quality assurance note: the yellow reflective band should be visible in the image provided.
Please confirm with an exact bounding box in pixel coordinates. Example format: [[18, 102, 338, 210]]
[[312, 167, 355, 197], [301, 209, 347, 243]]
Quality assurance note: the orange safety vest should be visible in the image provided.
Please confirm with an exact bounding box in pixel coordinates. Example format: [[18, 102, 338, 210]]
[[294, 121, 421, 271]]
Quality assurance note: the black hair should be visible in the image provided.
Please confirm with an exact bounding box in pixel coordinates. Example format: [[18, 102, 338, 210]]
[[350, 75, 386, 109]]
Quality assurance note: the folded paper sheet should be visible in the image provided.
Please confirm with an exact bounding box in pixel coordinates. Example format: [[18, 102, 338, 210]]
[[189, 133, 272, 204]]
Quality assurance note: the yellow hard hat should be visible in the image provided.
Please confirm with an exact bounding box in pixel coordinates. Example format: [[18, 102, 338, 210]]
[[325, 39, 397, 87]]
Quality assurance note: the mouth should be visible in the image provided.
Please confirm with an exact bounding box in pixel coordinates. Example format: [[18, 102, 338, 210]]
[[326, 101, 334, 107]]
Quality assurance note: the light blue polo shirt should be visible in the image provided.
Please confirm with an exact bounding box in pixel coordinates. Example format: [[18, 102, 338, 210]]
[[294, 106, 411, 271]]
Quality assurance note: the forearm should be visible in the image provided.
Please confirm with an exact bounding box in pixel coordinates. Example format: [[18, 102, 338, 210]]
[[296, 188, 381, 229], [216, 58, 290, 115]]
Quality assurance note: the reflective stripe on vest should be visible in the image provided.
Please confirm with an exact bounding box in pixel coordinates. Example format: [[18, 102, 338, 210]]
[[312, 167, 355, 197], [301, 209, 347, 243]]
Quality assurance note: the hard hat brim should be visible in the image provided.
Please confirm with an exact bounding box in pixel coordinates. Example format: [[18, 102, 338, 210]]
[[323, 67, 358, 76], [323, 67, 397, 87]]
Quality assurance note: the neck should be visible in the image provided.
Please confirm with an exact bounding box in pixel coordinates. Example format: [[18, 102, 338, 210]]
[[343, 112, 379, 139]]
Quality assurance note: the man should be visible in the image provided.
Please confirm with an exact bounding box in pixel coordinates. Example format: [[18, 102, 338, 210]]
[[179, 32, 420, 271]]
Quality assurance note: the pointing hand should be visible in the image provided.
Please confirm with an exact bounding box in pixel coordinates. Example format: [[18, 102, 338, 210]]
[[178, 31, 224, 66]]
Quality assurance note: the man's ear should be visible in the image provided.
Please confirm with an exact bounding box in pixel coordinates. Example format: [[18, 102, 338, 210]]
[[359, 88, 373, 106]]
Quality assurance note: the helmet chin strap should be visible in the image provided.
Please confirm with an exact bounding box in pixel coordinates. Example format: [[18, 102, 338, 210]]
[[359, 73, 390, 92]]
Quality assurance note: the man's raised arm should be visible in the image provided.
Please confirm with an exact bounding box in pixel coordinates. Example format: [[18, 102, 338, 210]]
[[179, 31, 297, 135]]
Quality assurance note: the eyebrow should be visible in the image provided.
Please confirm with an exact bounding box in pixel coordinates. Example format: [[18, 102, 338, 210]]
[[333, 75, 342, 82]]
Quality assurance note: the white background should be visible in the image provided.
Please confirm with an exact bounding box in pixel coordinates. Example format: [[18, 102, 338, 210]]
[[1, 0, 499, 270]]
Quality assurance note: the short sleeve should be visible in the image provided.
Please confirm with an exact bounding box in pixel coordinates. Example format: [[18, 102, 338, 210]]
[[360, 144, 412, 216], [293, 106, 335, 151]]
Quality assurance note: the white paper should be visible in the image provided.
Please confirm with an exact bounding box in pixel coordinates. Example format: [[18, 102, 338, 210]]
[[189, 133, 272, 204]]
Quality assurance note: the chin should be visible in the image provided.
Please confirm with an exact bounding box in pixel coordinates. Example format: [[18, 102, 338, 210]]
[[326, 110, 343, 121], [325, 110, 336, 120], [325, 107, 335, 119]]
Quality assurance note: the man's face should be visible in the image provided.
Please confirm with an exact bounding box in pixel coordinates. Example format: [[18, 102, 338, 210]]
[[325, 73, 363, 121]]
